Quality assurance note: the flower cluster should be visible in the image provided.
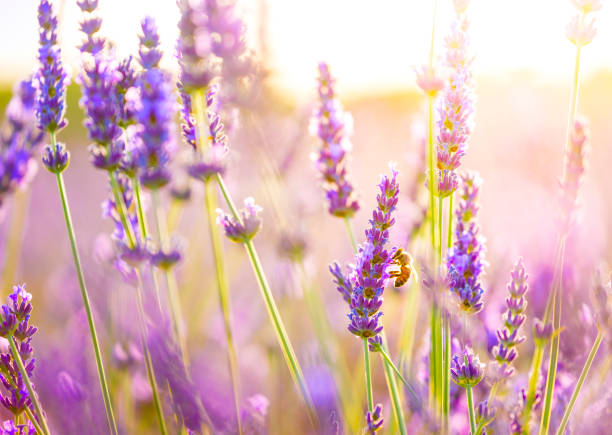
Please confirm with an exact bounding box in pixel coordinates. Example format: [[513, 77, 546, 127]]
[[186, 85, 229, 180], [346, 167, 399, 345], [566, 1, 602, 46], [0, 78, 44, 204], [35, 0, 68, 134], [415, 65, 444, 97], [134, 17, 175, 189], [434, 5, 474, 197], [216, 197, 263, 244], [0, 285, 38, 418], [365, 404, 384, 434], [450, 346, 484, 388], [559, 117, 588, 231], [491, 259, 529, 378], [310, 63, 360, 218], [447, 172, 486, 313], [77, 0, 125, 171]]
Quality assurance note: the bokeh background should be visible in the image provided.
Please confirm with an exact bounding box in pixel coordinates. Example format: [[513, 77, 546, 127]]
[[1, 0, 611, 433]]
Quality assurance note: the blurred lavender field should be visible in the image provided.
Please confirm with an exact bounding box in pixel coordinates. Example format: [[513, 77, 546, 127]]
[[0, 0, 611, 434]]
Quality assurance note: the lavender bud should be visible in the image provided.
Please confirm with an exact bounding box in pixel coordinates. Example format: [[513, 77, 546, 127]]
[[216, 197, 263, 243], [42, 142, 70, 174], [450, 346, 484, 387], [365, 403, 384, 434]]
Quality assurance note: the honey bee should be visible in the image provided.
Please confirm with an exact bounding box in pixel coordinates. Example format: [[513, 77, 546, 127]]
[[388, 248, 413, 288]]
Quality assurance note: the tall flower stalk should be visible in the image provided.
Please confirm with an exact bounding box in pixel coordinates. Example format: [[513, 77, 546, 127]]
[[34, 1, 117, 433], [451, 346, 484, 435], [537, 3, 600, 433]]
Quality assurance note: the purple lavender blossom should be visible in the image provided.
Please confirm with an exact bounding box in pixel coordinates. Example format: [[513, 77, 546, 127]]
[[0, 420, 36, 435], [0, 285, 38, 418], [116, 56, 137, 128], [447, 172, 486, 314], [42, 142, 70, 174], [491, 259, 529, 378], [241, 394, 269, 434], [134, 17, 175, 189], [177, 0, 217, 92], [186, 85, 229, 181], [0, 78, 44, 205], [559, 117, 588, 231], [434, 7, 474, 197], [365, 403, 384, 433], [216, 197, 263, 243], [450, 346, 484, 387], [311, 63, 360, 218], [533, 318, 553, 344], [345, 166, 399, 344], [77, 0, 124, 171], [177, 82, 197, 150], [35, 0, 68, 133]]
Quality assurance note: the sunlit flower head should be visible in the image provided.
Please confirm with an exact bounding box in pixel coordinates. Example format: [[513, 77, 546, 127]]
[[415, 65, 444, 97], [566, 15, 597, 46], [571, 0, 603, 13]]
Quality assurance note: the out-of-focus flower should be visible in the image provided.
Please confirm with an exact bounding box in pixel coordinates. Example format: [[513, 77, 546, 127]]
[[0, 78, 44, 205], [365, 403, 384, 434], [416, 65, 445, 97], [346, 166, 399, 345], [453, 0, 472, 15], [150, 241, 182, 270], [241, 394, 269, 435], [310, 62, 360, 218], [1, 420, 36, 435], [450, 346, 484, 387], [560, 117, 589, 230], [0, 285, 38, 418], [178, 82, 197, 150], [566, 15, 597, 45], [476, 400, 494, 429], [216, 197, 263, 243], [491, 259, 529, 378], [185, 85, 229, 180], [571, 0, 603, 14], [447, 172, 486, 313], [434, 8, 474, 197], [35, 0, 68, 133], [116, 56, 137, 128], [533, 318, 553, 345]]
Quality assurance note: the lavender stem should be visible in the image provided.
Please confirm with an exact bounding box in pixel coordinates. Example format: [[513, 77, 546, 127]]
[[7, 336, 51, 435]]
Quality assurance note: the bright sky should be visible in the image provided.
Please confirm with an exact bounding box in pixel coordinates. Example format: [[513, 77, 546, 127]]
[[1, 0, 611, 95]]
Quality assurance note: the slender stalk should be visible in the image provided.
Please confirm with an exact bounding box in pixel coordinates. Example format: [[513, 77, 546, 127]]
[[466, 385, 477, 435], [364, 338, 374, 413], [430, 304, 438, 412], [438, 197, 443, 261], [344, 216, 358, 253], [443, 310, 451, 433], [427, 96, 436, 250], [555, 329, 603, 435], [52, 156, 117, 434], [8, 336, 51, 435], [243, 240, 317, 426], [447, 193, 453, 248], [0, 189, 30, 291], [539, 238, 567, 435], [132, 176, 148, 237], [380, 334, 407, 435], [151, 189, 188, 365], [108, 170, 137, 249], [203, 179, 242, 435], [474, 382, 499, 434], [134, 270, 168, 435], [24, 407, 44, 435], [378, 344, 419, 402], [397, 277, 421, 374]]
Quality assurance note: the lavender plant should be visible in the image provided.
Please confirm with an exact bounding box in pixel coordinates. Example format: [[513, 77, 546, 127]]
[[34, 1, 117, 432]]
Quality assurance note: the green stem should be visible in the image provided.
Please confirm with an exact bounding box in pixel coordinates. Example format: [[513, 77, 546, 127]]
[[243, 240, 317, 426], [447, 193, 453, 249], [443, 310, 451, 433], [522, 343, 544, 433], [8, 336, 51, 435], [475, 382, 499, 434], [438, 196, 443, 262], [344, 216, 358, 253], [24, 406, 44, 435], [364, 338, 374, 413], [203, 179, 243, 435], [427, 95, 436, 250], [555, 329, 603, 435], [466, 385, 477, 435], [380, 333, 407, 435], [108, 170, 136, 249], [378, 344, 419, 402], [132, 176, 148, 237], [0, 188, 30, 291], [539, 238, 567, 435], [430, 304, 438, 412], [134, 270, 168, 435], [54, 168, 117, 435], [151, 189, 188, 365]]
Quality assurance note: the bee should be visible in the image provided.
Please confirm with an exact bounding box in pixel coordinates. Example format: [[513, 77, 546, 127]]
[[388, 248, 413, 288]]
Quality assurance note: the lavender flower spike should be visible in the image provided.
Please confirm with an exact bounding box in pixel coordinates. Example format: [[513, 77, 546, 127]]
[[492, 259, 529, 378], [567, 0, 602, 46], [434, 5, 475, 197], [310, 62, 360, 218], [450, 346, 484, 388], [134, 17, 175, 189], [447, 172, 486, 313], [216, 197, 263, 243], [365, 403, 384, 434], [347, 165, 399, 345], [560, 117, 589, 231], [35, 0, 68, 133]]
